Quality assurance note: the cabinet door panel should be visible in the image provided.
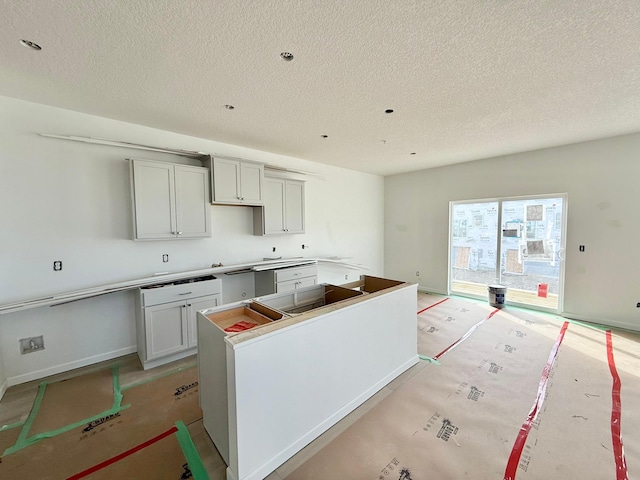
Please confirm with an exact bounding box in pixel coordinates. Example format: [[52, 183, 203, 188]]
[[213, 158, 241, 203], [285, 181, 305, 234], [263, 178, 286, 234], [240, 163, 264, 204], [187, 294, 221, 348], [175, 165, 211, 237], [132, 160, 176, 239], [144, 301, 188, 360]]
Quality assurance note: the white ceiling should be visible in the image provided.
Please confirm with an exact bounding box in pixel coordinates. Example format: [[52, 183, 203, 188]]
[[2, 1, 639, 176]]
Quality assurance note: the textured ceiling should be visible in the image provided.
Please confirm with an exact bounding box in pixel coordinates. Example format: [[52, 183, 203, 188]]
[[1, 0, 639, 176]]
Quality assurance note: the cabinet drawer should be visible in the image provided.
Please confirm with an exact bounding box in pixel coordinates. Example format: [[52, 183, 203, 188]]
[[274, 265, 317, 283], [142, 277, 221, 306]]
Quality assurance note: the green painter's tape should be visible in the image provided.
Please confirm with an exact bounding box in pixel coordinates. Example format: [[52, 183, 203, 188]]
[[3, 365, 129, 456], [0, 420, 25, 432], [175, 421, 209, 480], [121, 361, 197, 391], [419, 354, 441, 365], [8, 381, 48, 452]]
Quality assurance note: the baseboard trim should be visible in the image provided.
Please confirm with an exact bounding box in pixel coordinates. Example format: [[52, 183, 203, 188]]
[[7, 346, 137, 387], [0, 377, 8, 401], [561, 311, 640, 333], [418, 286, 448, 296]]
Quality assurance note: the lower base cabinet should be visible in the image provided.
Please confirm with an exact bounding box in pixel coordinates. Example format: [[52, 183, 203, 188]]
[[197, 276, 417, 480], [135, 276, 222, 369]]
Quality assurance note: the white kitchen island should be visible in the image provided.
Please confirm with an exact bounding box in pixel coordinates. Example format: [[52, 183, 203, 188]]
[[197, 276, 418, 480]]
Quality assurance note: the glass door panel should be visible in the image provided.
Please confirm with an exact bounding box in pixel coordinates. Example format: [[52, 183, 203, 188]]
[[500, 197, 564, 310], [450, 201, 499, 299]]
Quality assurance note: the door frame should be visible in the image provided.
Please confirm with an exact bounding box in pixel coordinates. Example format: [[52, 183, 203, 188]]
[[448, 193, 568, 313]]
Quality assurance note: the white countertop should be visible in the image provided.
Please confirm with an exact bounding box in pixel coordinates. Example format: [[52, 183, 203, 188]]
[[0, 257, 367, 315]]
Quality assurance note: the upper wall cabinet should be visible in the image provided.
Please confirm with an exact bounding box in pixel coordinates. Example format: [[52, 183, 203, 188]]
[[204, 156, 264, 205], [130, 159, 211, 240], [253, 177, 305, 235]]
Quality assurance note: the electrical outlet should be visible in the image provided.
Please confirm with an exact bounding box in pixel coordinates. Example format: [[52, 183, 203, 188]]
[[345, 274, 348, 280], [162, 254, 169, 263], [20, 335, 45, 354], [272, 247, 276, 252], [637, 302, 640, 308], [53, 260, 62, 271], [416, 270, 420, 276], [579, 245, 585, 252]]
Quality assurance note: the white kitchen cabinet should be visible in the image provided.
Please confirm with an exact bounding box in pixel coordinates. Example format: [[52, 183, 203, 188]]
[[205, 156, 264, 205], [253, 177, 305, 235], [135, 276, 221, 369], [130, 158, 211, 240], [254, 264, 318, 296]]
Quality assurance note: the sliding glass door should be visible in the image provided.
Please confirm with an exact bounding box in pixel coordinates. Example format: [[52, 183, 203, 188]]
[[450, 195, 566, 312]]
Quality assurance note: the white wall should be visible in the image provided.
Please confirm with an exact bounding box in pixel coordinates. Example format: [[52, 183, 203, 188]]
[[0, 96, 384, 387], [385, 133, 640, 331]]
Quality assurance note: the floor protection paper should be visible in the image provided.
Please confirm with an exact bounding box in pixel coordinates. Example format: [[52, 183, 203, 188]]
[[285, 297, 640, 479], [0, 365, 203, 479]]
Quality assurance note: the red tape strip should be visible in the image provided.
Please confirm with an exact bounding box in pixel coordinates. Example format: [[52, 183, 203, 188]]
[[433, 308, 499, 360], [606, 330, 629, 480], [67, 425, 179, 479], [417, 297, 449, 315], [503, 321, 569, 480]]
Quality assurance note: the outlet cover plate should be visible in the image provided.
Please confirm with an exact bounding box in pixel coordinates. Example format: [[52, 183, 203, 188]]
[[20, 335, 45, 354]]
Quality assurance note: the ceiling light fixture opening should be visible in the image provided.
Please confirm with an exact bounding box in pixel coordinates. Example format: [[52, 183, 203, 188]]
[[384, 109, 394, 114], [320, 135, 328, 138], [280, 52, 294, 61], [224, 104, 235, 110], [20, 39, 41, 50]]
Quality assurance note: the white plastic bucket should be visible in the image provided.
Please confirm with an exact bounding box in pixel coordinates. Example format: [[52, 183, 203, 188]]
[[488, 285, 507, 308]]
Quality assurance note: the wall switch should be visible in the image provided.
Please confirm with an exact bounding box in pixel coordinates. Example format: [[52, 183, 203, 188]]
[[53, 260, 62, 271], [162, 254, 169, 263], [20, 335, 44, 354]]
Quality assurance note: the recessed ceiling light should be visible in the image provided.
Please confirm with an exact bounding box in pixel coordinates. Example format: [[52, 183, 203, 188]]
[[280, 52, 294, 61], [384, 109, 394, 114], [20, 39, 41, 50], [410, 152, 416, 155], [224, 104, 235, 110]]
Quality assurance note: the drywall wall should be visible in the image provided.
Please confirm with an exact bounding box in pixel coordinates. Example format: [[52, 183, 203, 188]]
[[0, 95, 384, 387], [385, 133, 640, 331]]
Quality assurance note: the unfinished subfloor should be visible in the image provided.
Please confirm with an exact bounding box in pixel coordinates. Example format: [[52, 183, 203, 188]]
[[1, 292, 638, 479]]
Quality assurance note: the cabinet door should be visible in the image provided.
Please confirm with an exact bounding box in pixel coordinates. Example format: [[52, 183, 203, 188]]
[[187, 294, 221, 348], [213, 158, 241, 203], [240, 162, 264, 204], [131, 160, 177, 239], [175, 165, 211, 238], [276, 276, 316, 293], [285, 180, 305, 234], [144, 300, 188, 360], [263, 178, 286, 234]]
